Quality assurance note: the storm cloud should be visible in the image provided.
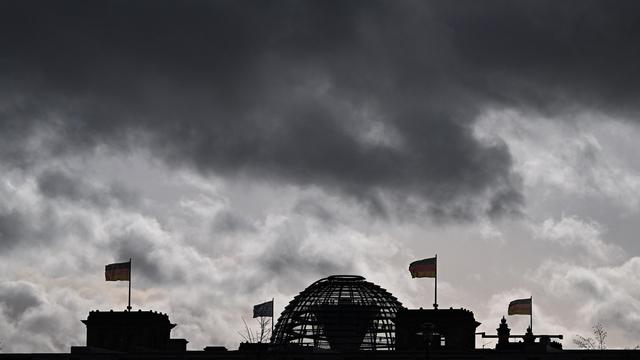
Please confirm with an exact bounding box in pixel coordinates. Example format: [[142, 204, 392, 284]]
[[0, 281, 43, 321], [3, 0, 640, 352], [3, 1, 640, 219]]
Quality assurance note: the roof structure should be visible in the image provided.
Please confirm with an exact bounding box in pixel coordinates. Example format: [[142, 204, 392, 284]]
[[271, 275, 404, 351]]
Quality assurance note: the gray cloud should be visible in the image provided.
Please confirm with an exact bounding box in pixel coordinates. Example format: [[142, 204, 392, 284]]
[[2, 1, 639, 221], [0, 201, 63, 253], [531, 257, 640, 344], [294, 198, 338, 226], [0, 282, 87, 352], [0, 0, 555, 220], [0, 281, 43, 321], [0, 210, 29, 250], [262, 233, 350, 280], [211, 210, 257, 234], [113, 231, 187, 286], [0, 166, 139, 253], [37, 169, 139, 208], [433, 1, 640, 116]]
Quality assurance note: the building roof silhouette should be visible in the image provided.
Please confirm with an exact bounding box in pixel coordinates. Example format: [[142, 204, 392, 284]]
[[1, 274, 637, 360], [81, 309, 187, 353], [271, 275, 404, 351]]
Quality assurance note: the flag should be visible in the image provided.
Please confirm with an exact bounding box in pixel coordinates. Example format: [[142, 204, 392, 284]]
[[253, 300, 273, 318], [508, 298, 532, 315], [409, 257, 437, 278], [105, 261, 130, 281]]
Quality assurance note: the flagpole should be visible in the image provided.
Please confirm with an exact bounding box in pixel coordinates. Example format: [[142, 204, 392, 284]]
[[530, 296, 533, 332], [271, 297, 274, 340], [433, 254, 438, 309], [127, 258, 132, 311]]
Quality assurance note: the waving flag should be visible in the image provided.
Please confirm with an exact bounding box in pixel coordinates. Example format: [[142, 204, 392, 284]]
[[508, 298, 532, 315], [409, 257, 437, 278], [253, 300, 274, 318], [105, 261, 131, 281]]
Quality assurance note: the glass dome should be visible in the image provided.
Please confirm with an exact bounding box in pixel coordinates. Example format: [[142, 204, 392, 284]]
[[271, 275, 404, 351]]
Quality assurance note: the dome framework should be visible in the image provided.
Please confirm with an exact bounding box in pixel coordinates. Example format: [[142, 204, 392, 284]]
[[271, 275, 404, 351]]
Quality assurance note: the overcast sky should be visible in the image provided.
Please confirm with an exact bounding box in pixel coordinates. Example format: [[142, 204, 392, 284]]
[[2, 0, 640, 352]]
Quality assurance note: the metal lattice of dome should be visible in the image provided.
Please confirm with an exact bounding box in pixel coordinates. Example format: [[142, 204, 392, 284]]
[[271, 275, 404, 351]]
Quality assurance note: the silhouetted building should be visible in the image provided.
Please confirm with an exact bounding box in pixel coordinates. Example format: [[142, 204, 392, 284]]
[[496, 316, 511, 348], [480, 316, 563, 352], [81, 309, 187, 352], [2, 274, 637, 360], [395, 308, 480, 351], [271, 275, 404, 351]]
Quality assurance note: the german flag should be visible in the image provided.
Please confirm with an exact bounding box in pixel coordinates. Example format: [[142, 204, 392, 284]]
[[508, 298, 532, 315], [253, 300, 274, 318], [409, 257, 436, 278], [105, 261, 130, 281]]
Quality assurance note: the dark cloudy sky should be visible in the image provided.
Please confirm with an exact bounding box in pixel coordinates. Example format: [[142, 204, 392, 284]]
[[2, 0, 640, 352]]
